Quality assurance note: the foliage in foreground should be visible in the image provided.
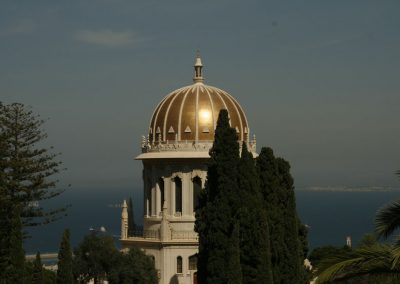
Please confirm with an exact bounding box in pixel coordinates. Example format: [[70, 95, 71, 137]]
[[32, 252, 44, 283], [309, 245, 351, 269], [238, 143, 273, 283], [73, 232, 157, 284], [108, 247, 158, 284], [196, 110, 307, 283], [257, 147, 309, 283], [0, 205, 25, 282], [314, 172, 400, 283], [57, 229, 73, 284], [315, 244, 400, 284], [195, 109, 243, 284], [24, 258, 57, 284], [0, 102, 67, 228], [0, 102, 67, 281]]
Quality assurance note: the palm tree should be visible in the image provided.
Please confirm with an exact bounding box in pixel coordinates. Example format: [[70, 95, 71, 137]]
[[315, 244, 400, 283], [376, 171, 400, 241], [314, 172, 400, 283]]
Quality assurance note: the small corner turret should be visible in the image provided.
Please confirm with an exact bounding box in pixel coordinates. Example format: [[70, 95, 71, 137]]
[[121, 200, 128, 240]]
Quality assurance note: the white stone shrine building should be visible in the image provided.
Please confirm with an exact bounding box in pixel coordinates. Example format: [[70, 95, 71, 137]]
[[120, 54, 256, 284]]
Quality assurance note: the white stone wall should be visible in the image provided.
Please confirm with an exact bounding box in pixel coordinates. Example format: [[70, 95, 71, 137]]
[[122, 158, 206, 284]]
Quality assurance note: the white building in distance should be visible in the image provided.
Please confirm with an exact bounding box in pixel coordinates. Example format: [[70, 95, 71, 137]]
[[121, 54, 256, 284]]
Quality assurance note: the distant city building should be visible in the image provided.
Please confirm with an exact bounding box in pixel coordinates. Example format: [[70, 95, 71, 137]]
[[121, 54, 256, 284]]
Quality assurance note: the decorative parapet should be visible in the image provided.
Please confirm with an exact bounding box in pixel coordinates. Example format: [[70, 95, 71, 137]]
[[128, 229, 198, 241], [143, 230, 160, 239], [140, 138, 256, 154], [141, 140, 213, 153], [171, 230, 199, 241]]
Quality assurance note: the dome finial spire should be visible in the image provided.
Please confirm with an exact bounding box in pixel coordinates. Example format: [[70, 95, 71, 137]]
[[193, 50, 204, 83]]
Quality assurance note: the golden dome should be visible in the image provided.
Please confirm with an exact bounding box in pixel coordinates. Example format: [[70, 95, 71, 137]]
[[148, 55, 249, 144]]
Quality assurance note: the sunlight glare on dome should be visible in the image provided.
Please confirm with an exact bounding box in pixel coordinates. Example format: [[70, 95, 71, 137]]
[[199, 109, 211, 124]]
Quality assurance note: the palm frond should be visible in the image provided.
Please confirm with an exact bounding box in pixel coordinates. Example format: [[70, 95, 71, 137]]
[[391, 242, 400, 269], [375, 200, 400, 239], [315, 245, 397, 284]]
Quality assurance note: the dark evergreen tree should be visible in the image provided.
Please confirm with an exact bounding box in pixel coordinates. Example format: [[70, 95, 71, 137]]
[[127, 197, 136, 236], [33, 252, 44, 284], [0, 106, 12, 278], [195, 109, 242, 284], [73, 232, 120, 283], [237, 143, 273, 283], [257, 147, 282, 282], [0, 103, 67, 228], [108, 247, 158, 284], [0, 181, 10, 279], [298, 221, 311, 282], [257, 147, 306, 284], [57, 229, 73, 284], [4, 204, 25, 283]]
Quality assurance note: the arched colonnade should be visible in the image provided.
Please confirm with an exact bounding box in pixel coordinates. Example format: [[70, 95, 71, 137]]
[[145, 170, 206, 217]]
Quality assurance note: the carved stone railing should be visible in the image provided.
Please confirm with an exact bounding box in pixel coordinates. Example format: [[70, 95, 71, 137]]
[[140, 139, 256, 154], [129, 228, 198, 241], [141, 140, 214, 153], [130, 228, 160, 240], [171, 230, 198, 240]]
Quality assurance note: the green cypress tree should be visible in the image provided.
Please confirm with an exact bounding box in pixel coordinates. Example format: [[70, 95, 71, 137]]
[[127, 197, 136, 236], [276, 157, 302, 283], [32, 252, 44, 284], [257, 147, 306, 283], [57, 229, 73, 284], [227, 221, 242, 283], [195, 109, 242, 284], [257, 147, 282, 282], [237, 143, 273, 283]]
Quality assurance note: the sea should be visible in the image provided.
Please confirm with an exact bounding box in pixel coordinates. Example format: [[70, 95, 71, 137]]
[[24, 186, 400, 256]]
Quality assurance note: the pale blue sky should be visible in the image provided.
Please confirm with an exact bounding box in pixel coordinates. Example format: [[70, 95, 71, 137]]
[[1, 1, 399, 189]]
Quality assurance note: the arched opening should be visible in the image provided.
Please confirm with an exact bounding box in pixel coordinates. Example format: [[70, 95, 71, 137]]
[[193, 176, 202, 211], [189, 254, 197, 270], [177, 256, 183, 274], [147, 186, 151, 216], [174, 177, 182, 214], [158, 178, 165, 210]]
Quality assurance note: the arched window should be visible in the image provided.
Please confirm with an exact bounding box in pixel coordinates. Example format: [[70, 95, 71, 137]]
[[177, 256, 183, 273], [189, 254, 197, 270], [174, 177, 182, 213], [158, 178, 165, 209], [147, 186, 151, 216], [193, 176, 202, 210]]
